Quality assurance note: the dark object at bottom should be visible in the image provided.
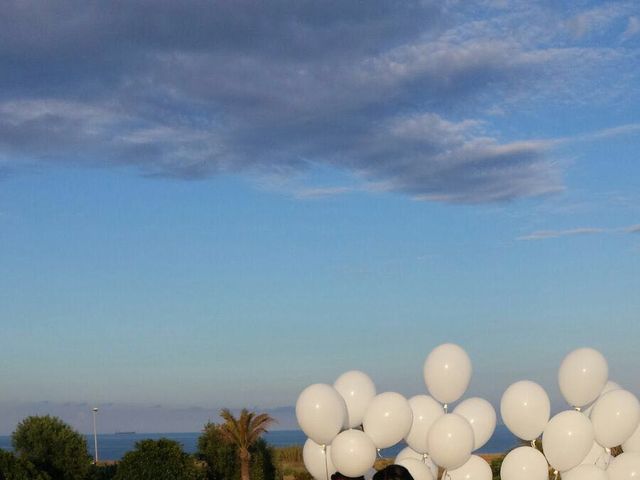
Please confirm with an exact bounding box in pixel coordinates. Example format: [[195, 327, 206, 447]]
[[373, 464, 414, 480]]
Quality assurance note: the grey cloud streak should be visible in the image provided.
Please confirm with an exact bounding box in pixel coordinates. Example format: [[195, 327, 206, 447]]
[[0, 1, 637, 203], [518, 223, 640, 240], [517, 228, 606, 241]]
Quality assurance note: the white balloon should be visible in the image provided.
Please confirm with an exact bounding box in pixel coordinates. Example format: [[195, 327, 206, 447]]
[[558, 348, 608, 408], [363, 392, 413, 449], [561, 464, 608, 480], [303, 439, 336, 480], [453, 398, 496, 450], [423, 344, 472, 404], [542, 410, 594, 472], [500, 446, 548, 480], [500, 381, 551, 441], [395, 447, 438, 479], [296, 384, 347, 446], [330, 430, 377, 478], [608, 452, 640, 480], [580, 441, 611, 469], [405, 395, 444, 454], [395, 446, 424, 462], [623, 422, 640, 453], [591, 389, 640, 448], [395, 458, 435, 480], [426, 413, 474, 470], [334, 371, 377, 429], [584, 381, 621, 416], [447, 455, 492, 480]]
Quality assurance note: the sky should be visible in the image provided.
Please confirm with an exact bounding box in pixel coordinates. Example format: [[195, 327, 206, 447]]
[[0, 0, 639, 435]]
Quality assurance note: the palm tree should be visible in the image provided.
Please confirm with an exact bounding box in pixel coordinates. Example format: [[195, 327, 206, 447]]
[[219, 408, 275, 480]]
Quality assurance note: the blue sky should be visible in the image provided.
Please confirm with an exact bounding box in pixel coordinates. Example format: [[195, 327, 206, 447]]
[[0, 0, 639, 434]]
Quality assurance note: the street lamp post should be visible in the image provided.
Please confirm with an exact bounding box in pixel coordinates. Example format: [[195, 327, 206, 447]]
[[92, 407, 99, 464]]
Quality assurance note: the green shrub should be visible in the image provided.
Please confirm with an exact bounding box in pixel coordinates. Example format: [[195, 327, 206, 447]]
[[0, 449, 50, 480], [87, 463, 118, 480], [197, 423, 239, 480], [11, 415, 91, 480], [250, 439, 276, 480], [490, 456, 504, 480], [114, 438, 203, 480], [196, 424, 276, 480]]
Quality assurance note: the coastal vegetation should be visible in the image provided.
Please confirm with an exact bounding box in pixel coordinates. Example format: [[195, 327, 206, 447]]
[[0, 412, 510, 480], [0, 411, 279, 480], [197, 422, 276, 480], [12, 415, 92, 480], [113, 438, 203, 480]]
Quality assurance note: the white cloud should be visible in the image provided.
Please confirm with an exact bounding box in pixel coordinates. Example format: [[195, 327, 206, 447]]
[[622, 16, 640, 41], [517, 228, 606, 241], [293, 186, 354, 199], [518, 223, 640, 240]]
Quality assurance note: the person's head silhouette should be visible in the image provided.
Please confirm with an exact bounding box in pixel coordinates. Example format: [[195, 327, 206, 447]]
[[372, 465, 414, 480], [331, 472, 365, 480]]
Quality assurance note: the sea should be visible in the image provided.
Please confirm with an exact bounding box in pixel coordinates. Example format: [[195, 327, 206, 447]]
[[0, 425, 520, 461]]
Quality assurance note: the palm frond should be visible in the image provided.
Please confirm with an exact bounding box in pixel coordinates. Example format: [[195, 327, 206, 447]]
[[248, 413, 275, 444], [219, 408, 242, 446], [218, 408, 275, 449]]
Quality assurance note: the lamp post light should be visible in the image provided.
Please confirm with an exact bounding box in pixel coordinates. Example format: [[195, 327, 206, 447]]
[[92, 407, 99, 464]]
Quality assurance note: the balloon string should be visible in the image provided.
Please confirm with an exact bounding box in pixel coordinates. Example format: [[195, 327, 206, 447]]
[[322, 445, 329, 480], [440, 469, 449, 480], [595, 449, 608, 468], [603, 447, 612, 469], [553, 469, 559, 480]]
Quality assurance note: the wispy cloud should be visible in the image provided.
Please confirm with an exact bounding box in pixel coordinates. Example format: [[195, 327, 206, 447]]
[[567, 123, 640, 143], [622, 16, 640, 42], [517, 228, 606, 241], [518, 223, 640, 240], [293, 186, 354, 199], [566, 2, 634, 39]]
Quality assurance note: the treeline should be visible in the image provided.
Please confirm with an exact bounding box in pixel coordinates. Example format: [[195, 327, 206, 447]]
[[0, 411, 281, 480]]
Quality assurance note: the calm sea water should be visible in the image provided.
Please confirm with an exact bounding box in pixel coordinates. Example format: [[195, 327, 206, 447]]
[[0, 426, 519, 461]]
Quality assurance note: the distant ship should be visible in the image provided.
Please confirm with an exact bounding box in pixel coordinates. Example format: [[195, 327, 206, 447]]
[[114, 431, 136, 435]]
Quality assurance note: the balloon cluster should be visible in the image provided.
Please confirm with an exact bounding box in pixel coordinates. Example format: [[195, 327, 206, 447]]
[[296, 344, 497, 480], [500, 347, 640, 480]]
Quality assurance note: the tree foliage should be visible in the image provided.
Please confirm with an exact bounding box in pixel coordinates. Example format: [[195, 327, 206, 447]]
[[490, 456, 504, 480], [197, 423, 239, 480], [249, 439, 276, 480], [87, 463, 118, 480], [197, 416, 276, 480], [218, 409, 274, 480], [0, 449, 50, 480], [11, 415, 91, 480], [113, 438, 203, 480]]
